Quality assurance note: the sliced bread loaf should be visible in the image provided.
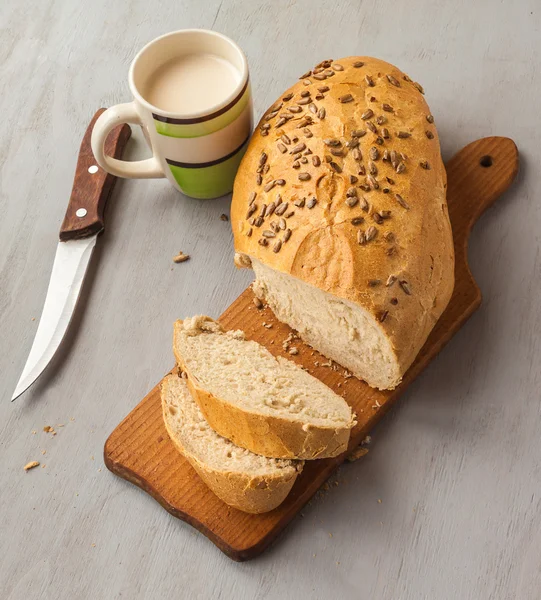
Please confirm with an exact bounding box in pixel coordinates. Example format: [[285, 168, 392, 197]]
[[161, 373, 302, 514], [173, 316, 356, 460]]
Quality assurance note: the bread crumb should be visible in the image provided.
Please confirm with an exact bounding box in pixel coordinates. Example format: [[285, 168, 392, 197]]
[[289, 347, 299, 355], [91, 543, 96, 548], [346, 447, 369, 462], [363, 435, 372, 444], [337, 382, 341, 387], [263, 323, 273, 329], [43, 425, 53, 433], [173, 251, 190, 263], [90, 455, 94, 461], [41, 450, 46, 455], [70, 417, 75, 422], [57, 424, 65, 428], [328, 532, 333, 538], [377, 498, 382, 504], [24, 461, 40, 471], [41, 464, 46, 468], [253, 297, 263, 309], [31, 317, 36, 321], [220, 213, 229, 221], [31, 430, 37, 435]]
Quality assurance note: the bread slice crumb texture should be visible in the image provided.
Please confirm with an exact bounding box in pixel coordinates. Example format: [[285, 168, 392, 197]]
[[175, 316, 353, 428]]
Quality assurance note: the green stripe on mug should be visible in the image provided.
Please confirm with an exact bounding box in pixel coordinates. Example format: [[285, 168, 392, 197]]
[[154, 83, 251, 139], [166, 136, 249, 199]]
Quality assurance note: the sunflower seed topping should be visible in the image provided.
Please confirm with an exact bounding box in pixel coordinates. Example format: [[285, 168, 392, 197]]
[[312, 155, 321, 167], [345, 138, 359, 149], [299, 71, 311, 79], [366, 121, 378, 133], [346, 196, 359, 208], [376, 116, 387, 125], [265, 202, 276, 217], [307, 197, 317, 209], [360, 196, 369, 211], [367, 174, 379, 189], [426, 130, 434, 139], [396, 162, 406, 174], [352, 129, 366, 138], [386, 176, 395, 184], [277, 142, 287, 153], [352, 148, 362, 161], [373, 212, 383, 224], [358, 165, 366, 176], [387, 74, 400, 87], [369, 146, 379, 160], [332, 63, 344, 71], [368, 279, 381, 287], [283, 228, 292, 242], [288, 105, 303, 114], [309, 103, 317, 114], [395, 193, 410, 209], [264, 181, 275, 192], [353, 61, 364, 68], [294, 198, 305, 208], [365, 226, 378, 242], [256, 174, 262, 185], [414, 82, 425, 94], [254, 216, 264, 227], [249, 191, 257, 204], [304, 128, 313, 138], [339, 93, 354, 103], [369, 161, 378, 175], [318, 85, 330, 93], [351, 217, 364, 225], [384, 231, 395, 242], [357, 230, 366, 245], [331, 148, 343, 157], [330, 161, 342, 173], [297, 97, 311, 106], [313, 73, 327, 80], [246, 204, 258, 219], [361, 109, 374, 120], [317, 107, 326, 120], [365, 75, 375, 87], [377, 310, 389, 323], [292, 161, 300, 169], [276, 117, 288, 128], [246, 227, 253, 237], [258, 238, 268, 246], [298, 172, 311, 181], [259, 152, 268, 166], [291, 143, 306, 154], [379, 210, 391, 219], [390, 297, 398, 305], [262, 230, 276, 238], [324, 138, 341, 147], [400, 280, 412, 295], [285, 210, 295, 218], [386, 275, 397, 286], [275, 202, 289, 216], [397, 131, 411, 139], [420, 160, 431, 170]]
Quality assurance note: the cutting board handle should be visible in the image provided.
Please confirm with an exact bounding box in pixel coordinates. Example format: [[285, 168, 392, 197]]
[[59, 109, 131, 242]]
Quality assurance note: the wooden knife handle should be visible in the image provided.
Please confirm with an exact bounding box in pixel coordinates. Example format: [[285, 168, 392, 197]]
[[59, 109, 131, 241]]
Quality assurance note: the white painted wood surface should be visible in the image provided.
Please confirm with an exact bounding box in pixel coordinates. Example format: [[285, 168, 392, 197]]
[[1, 1, 539, 598]]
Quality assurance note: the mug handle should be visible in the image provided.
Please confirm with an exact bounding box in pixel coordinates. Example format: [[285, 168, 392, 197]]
[[91, 102, 165, 179]]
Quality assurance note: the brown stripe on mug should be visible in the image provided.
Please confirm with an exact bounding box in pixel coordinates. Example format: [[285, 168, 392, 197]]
[[153, 78, 250, 125], [165, 134, 250, 169]]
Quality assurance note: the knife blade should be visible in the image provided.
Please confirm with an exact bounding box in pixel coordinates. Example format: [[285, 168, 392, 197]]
[[12, 110, 131, 401]]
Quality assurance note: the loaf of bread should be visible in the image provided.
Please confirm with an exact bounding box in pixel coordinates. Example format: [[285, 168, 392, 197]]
[[173, 316, 355, 459], [231, 57, 454, 389], [161, 373, 302, 513]]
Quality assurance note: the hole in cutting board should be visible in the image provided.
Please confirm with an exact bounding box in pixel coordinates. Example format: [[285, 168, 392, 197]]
[[479, 155, 493, 167]]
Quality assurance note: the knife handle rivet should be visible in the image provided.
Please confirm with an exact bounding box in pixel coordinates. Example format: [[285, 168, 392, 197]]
[[88, 165, 99, 174], [76, 208, 88, 218]]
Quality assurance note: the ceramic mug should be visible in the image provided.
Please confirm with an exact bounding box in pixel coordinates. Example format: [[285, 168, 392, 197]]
[[91, 30, 252, 199]]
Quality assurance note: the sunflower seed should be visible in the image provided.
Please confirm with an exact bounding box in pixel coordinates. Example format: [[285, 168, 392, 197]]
[[366, 121, 378, 133], [368, 279, 381, 287], [360, 183, 370, 191], [369, 161, 378, 175], [426, 130, 434, 139], [277, 142, 287, 154], [245, 227, 253, 237], [261, 123, 271, 130], [271, 239, 282, 253], [387, 74, 400, 87], [367, 174, 379, 189], [397, 131, 411, 139], [379, 210, 391, 219], [373, 212, 383, 224], [339, 93, 354, 103], [313, 67, 324, 74], [258, 238, 268, 246], [358, 165, 366, 176], [312, 155, 321, 167], [386, 176, 395, 185], [292, 161, 300, 169], [353, 61, 364, 68], [283, 93, 293, 101], [318, 85, 330, 93], [386, 246, 397, 256], [307, 197, 317, 209], [292, 153, 302, 161], [352, 129, 367, 138], [376, 116, 387, 125], [304, 128, 313, 138], [331, 148, 343, 157], [313, 73, 327, 80], [400, 280, 412, 295], [357, 230, 366, 245], [382, 188, 390, 194], [345, 186, 357, 198], [395, 193, 410, 209], [300, 157, 308, 164], [377, 310, 388, 322], [288, 105, 302, 114], [291, 143, 306, 154], [384, 231, 395, 242], [299, 71, 311, 79], [386, 275, 397, 286], [414, 82, 425, 94], [276, 117, 288, 128], [345, 138, 359, 149], [259, 152, 268, 166], [324, 138, 341, 147], [308, 103, 317, 114], [396, 162, 406, 174], [420, 160, 431, 170], [426, 114, 434, 124], [264, 181, 275, 192], [275, 179, 286, 186], [256, 174, 262, 185], [365, 75, 375, 87], [283, 228, 292, 242], [348, 175, 357, 185], [381, 128, 390, 139], [361, 109, 374, 120], [269, 220, 278, 233], [400, 153, 408, 161], [246, 204, 258, 219], [249, 191, 257, 204], [351, 216, 364, 225], [365, 226, 377, 241], [390, 297, 398, 305], [265, 110, 278, 121], [278, 217, 286, 230], [275, 202, 289, 216], [265, 202, 277, 217], [262, 229, 276, 238], [294, 198, 305, 208], [298, 172, 311, 181], [258, 204, 267, 219], [369, 146, 379, 160], [346, 196, 358, 207], [382, 103, 394, 112], [285, 211, 295, 218], [325, 69, 335, 77], [325, 155, 332, 163], [332, 63, 344, 71], [297, 97, 312, 106], [352, 148, 362, 161], [314, 93, 324, 100], [255, 216, 264, 227], [330, 161, 342, 173], [317, 107, 326, 120]]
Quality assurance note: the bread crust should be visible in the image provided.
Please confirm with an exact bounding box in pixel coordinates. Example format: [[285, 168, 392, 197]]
[[161, 375, 301, 514], [231, 57, 455, 386], [173, 320, 354, 460]]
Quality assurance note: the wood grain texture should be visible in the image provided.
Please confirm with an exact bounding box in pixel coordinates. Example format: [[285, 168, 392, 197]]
[[1, 0, 539, 598], [104, 136, 518, 561], [59, 110, 131, 241]]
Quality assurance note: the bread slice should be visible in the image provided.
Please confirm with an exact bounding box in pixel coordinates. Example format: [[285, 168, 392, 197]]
[[161, 373, 302, 514], [173, 316, 356, 459]]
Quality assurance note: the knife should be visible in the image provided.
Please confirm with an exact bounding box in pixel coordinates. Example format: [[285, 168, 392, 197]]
[[11, 109, 131, 401]]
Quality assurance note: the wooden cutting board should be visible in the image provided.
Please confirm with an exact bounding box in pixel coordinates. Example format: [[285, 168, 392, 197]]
[[104, 137, 518, 561]]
